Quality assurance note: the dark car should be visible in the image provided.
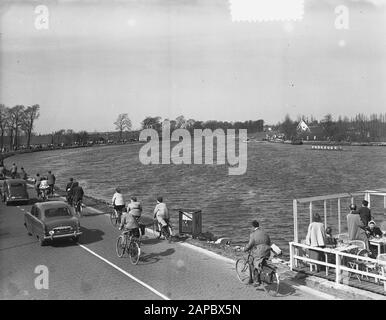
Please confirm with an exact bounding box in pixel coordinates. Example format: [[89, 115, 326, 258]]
[[24, 201, 82, 246], [1, 179, 29, 205]]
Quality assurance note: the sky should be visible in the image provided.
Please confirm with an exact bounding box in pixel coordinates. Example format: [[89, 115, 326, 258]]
[[0, 0, 385, 134]]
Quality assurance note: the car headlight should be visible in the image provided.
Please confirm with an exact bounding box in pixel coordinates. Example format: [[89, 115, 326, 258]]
[[49, 230, 54, 235]]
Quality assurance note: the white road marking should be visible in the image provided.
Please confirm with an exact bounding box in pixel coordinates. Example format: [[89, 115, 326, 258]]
[[78, 244, 170, 300]]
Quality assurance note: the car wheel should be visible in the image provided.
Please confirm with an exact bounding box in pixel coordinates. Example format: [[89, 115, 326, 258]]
[[24, 223, 32, 236], [38, 236, 46, 246]]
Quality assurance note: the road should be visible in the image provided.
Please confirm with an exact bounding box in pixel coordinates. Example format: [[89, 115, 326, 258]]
[[0, 189, 326, 300]]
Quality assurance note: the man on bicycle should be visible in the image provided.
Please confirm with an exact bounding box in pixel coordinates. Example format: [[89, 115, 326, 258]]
[[66, 178, 75, 205], [119, 210, 140, 238], [72, 182, 84, 215], [112, 187, 125, 221], [153, 196, 170, 238], [242, 220, 272, 285], [127, 196, 142, 220]]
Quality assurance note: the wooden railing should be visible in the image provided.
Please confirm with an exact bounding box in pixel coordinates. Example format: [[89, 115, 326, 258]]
[[289, 242, 386, 291]]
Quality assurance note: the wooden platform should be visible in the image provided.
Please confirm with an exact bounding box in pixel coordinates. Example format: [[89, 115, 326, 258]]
[[294, 265, 386, 296]]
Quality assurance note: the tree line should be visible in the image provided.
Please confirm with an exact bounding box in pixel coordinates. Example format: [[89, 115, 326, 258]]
[[139, 115, 264, 134], [275, 113, 386, 142], [0, 104, 40, 151]]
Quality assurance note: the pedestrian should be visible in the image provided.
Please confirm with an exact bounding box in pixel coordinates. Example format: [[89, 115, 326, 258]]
[[358, 200, 372, 227], [47, 170, 56, 197], [21, 167, 28, 180], [347, 204, 369, 249], [10, 163, 17, 179], [305, 212, 326, 272]]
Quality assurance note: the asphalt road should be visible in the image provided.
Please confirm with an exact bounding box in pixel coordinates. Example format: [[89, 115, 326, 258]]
[[0, 189, 325, 300]]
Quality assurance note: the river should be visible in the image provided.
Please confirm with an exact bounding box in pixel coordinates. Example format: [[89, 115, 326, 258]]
[[5, 142, 386, 255]]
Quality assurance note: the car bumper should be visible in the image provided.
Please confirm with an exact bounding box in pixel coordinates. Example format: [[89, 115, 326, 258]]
[[44, 231, 82, 240]]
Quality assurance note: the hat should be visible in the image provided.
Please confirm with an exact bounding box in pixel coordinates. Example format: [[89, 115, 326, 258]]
[[349, 204, 357, 210]]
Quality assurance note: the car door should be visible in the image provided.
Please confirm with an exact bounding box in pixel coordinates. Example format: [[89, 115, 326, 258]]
[[31, 207, 44, 238], [24, 206, 33, 234]]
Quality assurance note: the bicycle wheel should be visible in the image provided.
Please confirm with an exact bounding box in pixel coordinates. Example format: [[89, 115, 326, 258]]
[[116, 235, 126, 257], [110, 211, 119, 227], [262, 270, 280, 297], [129, 240, 140, 265], [235, 258, 250, 284], [152, 220, 161, 239]]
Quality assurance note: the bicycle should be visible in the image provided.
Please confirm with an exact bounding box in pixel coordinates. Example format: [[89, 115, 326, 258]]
[[74, 199, 83, 217], [235, 251, 280, 297], [152, 218, 173, 241], [108, 204, 122, 228], [116, 229, 141, 265]]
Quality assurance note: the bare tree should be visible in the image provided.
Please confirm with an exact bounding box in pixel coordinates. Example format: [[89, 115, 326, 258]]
[[8, 105, 25, 150], [114, 113, 132, 142], [22, 104, 40, 148], [0, 105, 8, 151]]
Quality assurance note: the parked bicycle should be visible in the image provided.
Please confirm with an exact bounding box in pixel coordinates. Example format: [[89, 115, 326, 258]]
[[116, 229, 141, 265], [235, 250, 280, 296]]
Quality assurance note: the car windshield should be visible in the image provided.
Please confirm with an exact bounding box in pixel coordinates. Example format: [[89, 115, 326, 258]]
[[45, 207, 72, 218], [10, 183, 26, 193]]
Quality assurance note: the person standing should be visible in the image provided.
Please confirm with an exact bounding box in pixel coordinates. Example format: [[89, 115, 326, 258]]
[[10, 163, 17, 179], [305, 212, 326, 272], [358, 200, 372, 227], [47, 171, 56, 197], [347, 204, 369, 249]]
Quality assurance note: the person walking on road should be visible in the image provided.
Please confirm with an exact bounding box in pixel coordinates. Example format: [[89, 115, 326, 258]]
[[47, 171, 56, 197]]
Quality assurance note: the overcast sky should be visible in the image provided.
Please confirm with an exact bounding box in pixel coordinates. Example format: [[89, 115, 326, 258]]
[[1, 0, 385, 133]]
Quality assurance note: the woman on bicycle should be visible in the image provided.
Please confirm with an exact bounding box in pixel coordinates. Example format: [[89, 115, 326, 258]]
[[119, 210, 140, 238], [243, 220, 272, 285], [127, 196, 142, 220], [153, 196, 170, 237], [112, 187, 125, 221]]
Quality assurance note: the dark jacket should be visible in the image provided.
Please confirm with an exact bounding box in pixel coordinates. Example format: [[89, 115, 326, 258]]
[[365, 226, 383, 238], [47, 173, 56, 185], [72, 185, 84, 202], [358, 207, 371, 227], [66, 181, 75, 194], [244, 227, 271, 260]]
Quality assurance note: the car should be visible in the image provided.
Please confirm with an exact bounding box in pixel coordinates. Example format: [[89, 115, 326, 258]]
[[24, 201, 82, 246], [1, 179, 29, 205]]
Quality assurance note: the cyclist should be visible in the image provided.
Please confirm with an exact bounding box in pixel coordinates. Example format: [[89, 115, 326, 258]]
[[242, 220, 272, 285], [72, 182, 84, 215], [127, 196, 142, 220], [153, 196, 170, 239], [112, 187, 125, 222], [119, 209, 140, 238], [34, 173, 42, 198], [66, 178, 75, 205]]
